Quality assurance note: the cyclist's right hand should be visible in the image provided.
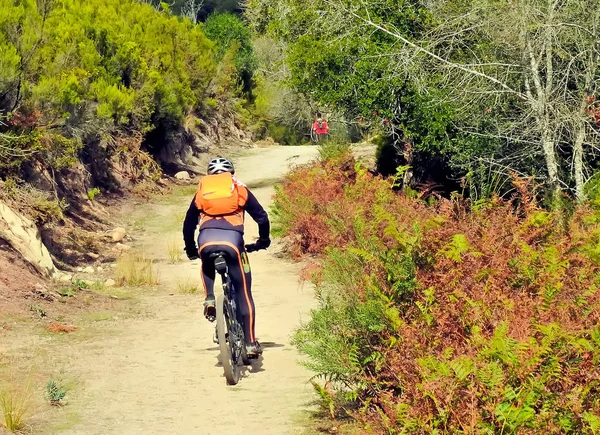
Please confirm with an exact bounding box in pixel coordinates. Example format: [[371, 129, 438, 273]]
[[245, 237, 271, 252], [185, 245, 199, 260]]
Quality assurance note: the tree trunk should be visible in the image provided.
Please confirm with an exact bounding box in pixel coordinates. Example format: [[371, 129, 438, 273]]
[[573, 124, 585, 202], [525, 29, 561, 204], [402, 138, 414, 188], [572, 34, 599, 203], [541, 129, 561, 204]]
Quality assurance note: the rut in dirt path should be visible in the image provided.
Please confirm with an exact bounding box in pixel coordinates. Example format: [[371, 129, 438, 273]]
[[58, 146, 320, 435]]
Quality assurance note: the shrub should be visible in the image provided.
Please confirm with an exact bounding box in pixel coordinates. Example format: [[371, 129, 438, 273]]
[[45, 380, 66, 406], [203, 12, 256, 93], [115, 252, 159, 286], [317, 140, 353, 162], [0, 380, 32, 432], [87, 187, 101, 201], [167, 239, 182, 264], [177, 279, 199, 294], [1, 0, 217, 177], [275, 159, 600, 434], [0, 182, 67, 225]]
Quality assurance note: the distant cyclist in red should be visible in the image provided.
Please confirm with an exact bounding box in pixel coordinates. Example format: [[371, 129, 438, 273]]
[[312, 112, 329, 142]]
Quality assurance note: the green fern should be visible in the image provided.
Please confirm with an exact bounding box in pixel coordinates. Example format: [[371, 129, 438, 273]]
[[312, 381, 336, 418], [439, 234, 481, 262], [450, 356, 474, 382], [583, 412, 600, 434], [484, 323, 518, 367], [476, 360, 505, 390]]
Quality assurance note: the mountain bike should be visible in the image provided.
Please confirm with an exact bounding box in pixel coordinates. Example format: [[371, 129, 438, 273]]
[[210, 243, 263, 385]]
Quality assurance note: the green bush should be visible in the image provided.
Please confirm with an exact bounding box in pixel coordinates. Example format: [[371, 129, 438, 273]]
[[0, 0, 218, 176], [203, 12, 256, 93]]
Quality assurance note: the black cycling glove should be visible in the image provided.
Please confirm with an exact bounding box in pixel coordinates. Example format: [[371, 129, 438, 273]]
[[257, 237, 271, 249], [246, 237, 271, 252], [185, 245, 199, 260]]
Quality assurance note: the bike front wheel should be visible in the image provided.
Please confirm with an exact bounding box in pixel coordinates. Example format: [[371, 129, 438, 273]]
[[216, 293, 240, 385]]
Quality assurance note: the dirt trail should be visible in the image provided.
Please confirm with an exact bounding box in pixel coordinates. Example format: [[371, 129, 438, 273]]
[[58, 146, 320, 435]]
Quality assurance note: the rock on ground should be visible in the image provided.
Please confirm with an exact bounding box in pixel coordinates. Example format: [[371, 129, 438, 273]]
[[57, 273, 72, 283], [0, 200, 58, 278], [111, 227, 127, 242], [115, 243, 132, 252], [174, 171, 191, 180]]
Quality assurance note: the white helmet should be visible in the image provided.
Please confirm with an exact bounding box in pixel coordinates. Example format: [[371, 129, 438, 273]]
[[207, 157, 234, 175]]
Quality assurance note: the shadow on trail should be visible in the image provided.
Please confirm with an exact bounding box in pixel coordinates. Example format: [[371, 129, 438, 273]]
[[206, 342, 286, 353], [261, 341, 285, 349], [209, 343, 285, 377], [246, 356, 264, 374]]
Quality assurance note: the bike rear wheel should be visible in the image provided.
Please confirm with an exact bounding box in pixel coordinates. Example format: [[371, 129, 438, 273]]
[[216, 293, 240, 385]]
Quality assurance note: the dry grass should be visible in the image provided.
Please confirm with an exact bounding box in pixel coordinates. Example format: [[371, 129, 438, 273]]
[[177, 279, 199, 294], [0, 378, 33, 432], [167, 239, 182, 264], [174, 211, 186, 223], [115, 252, 159, 286]]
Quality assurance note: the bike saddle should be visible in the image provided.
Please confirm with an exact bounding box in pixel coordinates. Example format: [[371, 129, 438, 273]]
[[208, 252, 228, 274]]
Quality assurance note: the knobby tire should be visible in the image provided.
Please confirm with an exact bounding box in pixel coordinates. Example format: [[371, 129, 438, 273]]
[[216, 293, 239, 385]]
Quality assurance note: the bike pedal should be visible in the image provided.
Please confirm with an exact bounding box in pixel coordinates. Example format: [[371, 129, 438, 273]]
[[204, 306, 216, 322]]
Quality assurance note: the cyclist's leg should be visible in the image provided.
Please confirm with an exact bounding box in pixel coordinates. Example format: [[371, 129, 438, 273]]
[[198, 229, 219, 297], [198, 229, 257, 343], [214, 230, 256, 344], [228, 253, 255, 344], [198, 230, 220, 320]]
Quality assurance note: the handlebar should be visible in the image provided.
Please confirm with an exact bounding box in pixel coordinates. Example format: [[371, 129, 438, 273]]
[[244, 243, 265, 253]]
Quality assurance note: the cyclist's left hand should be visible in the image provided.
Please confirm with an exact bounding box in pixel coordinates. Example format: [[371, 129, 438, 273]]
[[185, 245, 199, 260]]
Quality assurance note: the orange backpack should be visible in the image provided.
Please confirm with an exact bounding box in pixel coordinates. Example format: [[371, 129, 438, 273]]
[[195, 172, 240, 215]]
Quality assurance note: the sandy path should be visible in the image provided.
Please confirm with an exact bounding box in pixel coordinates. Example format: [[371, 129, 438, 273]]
[[58, 146, 320, 435]]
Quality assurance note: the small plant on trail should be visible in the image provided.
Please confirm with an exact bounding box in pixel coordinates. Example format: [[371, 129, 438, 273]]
[[56, 287, 77, 297], [45, 380, 66, 406], [115, 252, 159, 286], [311, 382, 336, 419], [0, 380, 32, 432], [72, 279, 90, 290], [177, 279, 198, 294], [167, 240, 182, 263], [86, 187, 101, 201], [29, 304, 47, 318]]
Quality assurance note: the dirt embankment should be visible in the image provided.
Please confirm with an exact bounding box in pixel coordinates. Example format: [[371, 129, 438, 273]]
[[0, 123, 254, 315]]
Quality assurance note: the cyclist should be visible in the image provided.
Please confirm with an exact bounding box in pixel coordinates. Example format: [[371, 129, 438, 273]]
[[182, 157, 271, 357], [312, 112, 329, 142]]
